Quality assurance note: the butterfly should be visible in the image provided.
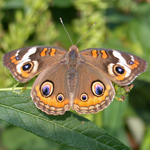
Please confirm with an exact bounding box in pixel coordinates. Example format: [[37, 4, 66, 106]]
[[3, 43, 147, 115]]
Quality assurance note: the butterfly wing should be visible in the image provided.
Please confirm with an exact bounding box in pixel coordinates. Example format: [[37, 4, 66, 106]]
[[31, 61, 71, 115], [80, 48, 147, 86], [3, 46, 67, 82], [72, 62, 115, 114]]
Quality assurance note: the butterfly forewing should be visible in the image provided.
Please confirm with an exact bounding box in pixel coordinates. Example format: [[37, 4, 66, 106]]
[[3, 46, 67, 82], [80, 48, 147, 86]]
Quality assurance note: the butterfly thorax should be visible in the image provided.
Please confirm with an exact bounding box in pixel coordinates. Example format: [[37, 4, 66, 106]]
[[68, 45, 79, 67]]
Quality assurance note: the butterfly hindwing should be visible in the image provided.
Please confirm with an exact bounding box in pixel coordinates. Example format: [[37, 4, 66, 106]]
[[72, 62, 115, 114], [31, 61, 70, 115]]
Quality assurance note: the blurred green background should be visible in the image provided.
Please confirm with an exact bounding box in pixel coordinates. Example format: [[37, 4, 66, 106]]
[[0, 0, 150, 149]]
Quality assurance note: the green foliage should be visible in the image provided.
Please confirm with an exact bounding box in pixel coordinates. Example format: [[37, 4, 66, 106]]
[[0, 0, 150, 149], [0, 91, 129, 150], [73, 0, 107, 49]]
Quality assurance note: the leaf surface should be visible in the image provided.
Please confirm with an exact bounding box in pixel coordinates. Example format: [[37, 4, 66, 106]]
[[0, 91, 130, 150]]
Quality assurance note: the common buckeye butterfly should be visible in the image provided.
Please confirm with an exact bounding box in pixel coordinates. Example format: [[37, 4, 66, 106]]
[[3, 20, 147, 115]]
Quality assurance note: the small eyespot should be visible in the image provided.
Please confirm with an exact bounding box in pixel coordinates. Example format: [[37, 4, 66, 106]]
[[57, 94, 64, 102], [22, 62, 33, 72], [80, 93, 88, 101], [129, 61, 134, 65], [92, 81, 104, 97], [41, 81, 53, 97], [15, 56, 20, 60]]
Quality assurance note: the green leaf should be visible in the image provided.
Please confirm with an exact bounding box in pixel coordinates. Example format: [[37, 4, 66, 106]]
[[102, 97, 129, 146], [0, 91, 130, 150]]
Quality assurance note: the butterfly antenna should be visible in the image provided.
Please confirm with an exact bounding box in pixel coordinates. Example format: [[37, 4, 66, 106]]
[[59, 18, 73, 45], [76, 22, 97, 45]]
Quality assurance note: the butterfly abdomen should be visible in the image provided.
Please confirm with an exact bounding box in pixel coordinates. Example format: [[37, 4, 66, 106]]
[[67, 68, 77, 93]]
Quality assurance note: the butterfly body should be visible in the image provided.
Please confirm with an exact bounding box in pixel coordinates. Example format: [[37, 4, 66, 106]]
[[3, 44, 147, 115]]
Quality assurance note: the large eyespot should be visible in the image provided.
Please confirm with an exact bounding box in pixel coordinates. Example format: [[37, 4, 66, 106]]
[[114, 65, 125, 75], [92, 81, 104, 97], [57, 94, 64, 102], [41, 81, 53, 97], [80, 93, 88, 101], [22, 62, 33, 72]]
